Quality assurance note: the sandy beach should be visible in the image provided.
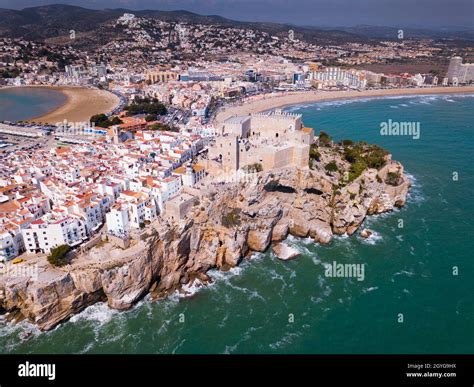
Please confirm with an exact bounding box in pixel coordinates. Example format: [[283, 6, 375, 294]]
[[215, 86, 474, 124], [26, 86, 120, 125]]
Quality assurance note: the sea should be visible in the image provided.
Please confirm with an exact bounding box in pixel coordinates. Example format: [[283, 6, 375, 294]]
[[1, 93, 473, 354], [0, 87, 67, 122]]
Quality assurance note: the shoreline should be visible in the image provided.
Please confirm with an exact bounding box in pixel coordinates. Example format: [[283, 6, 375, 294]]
[[0, 160, 411, 331], [1, 85, 121, 125], [214, 86, 474, 123]]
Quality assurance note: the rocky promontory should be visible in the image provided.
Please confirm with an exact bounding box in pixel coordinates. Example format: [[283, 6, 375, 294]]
[[0, 139, 410, 331]]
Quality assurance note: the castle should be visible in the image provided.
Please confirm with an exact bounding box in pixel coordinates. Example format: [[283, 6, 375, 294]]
[[208, 110, 313, 174]]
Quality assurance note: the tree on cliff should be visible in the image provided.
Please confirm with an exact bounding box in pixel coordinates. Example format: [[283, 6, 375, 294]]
[[47, 245, 71, 267], [318, 131, 332, 147], [309, 144, 321, 161], [325, 161, 339, 174], [343, 142, 389, 182]]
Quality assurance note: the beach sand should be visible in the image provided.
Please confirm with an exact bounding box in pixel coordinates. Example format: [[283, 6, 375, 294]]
[[215, 86, 474, 124], [28, 86, 120, 125]]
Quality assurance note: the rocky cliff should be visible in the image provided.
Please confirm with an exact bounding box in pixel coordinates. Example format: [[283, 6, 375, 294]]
[[0, 147, 410, 331]]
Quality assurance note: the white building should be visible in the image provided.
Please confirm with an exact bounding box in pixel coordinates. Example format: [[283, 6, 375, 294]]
[[0, 229, 23, 262], [106, 204, 130, 236], [172, 163, 206, 187], [22, 216, 87, 254], [312, 67, 367, 89], [118, 191, 158, 228], [72, 201, 103, 234], [97, 181, 124, 200]]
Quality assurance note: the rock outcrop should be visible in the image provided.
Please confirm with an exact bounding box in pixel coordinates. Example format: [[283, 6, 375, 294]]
[[0, 156, 410, 331], [272, 243, 300, 260]]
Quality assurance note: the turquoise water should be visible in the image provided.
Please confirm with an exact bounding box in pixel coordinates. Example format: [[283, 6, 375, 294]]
[[1, 94, 473, 354], [0, 87, 67, 122]]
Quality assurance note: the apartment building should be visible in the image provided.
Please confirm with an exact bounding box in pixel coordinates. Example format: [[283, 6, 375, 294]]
[[0, 227, 24, 262], [106, 204, 130, 236], [172, 163, 206, 187], [22, 215, 87, 254]]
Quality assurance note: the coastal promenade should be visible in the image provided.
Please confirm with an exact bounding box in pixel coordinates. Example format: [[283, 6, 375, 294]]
[[215, 86, 474, 124]]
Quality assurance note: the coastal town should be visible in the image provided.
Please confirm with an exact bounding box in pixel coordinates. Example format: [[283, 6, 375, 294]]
[[0, 4, 474, 330], [0, 11, 474, 265], [0, 2, 473, 382], [0, 102, 314, 262]]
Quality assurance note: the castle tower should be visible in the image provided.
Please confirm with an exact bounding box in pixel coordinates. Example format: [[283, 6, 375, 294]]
[[184, 163, 195, 186]]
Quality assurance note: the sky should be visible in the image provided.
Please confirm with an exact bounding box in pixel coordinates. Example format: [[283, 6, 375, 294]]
[[0, 0, 473, 29]]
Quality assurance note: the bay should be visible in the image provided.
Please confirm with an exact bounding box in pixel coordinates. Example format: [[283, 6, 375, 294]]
[[0, 87, 67, 122]]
